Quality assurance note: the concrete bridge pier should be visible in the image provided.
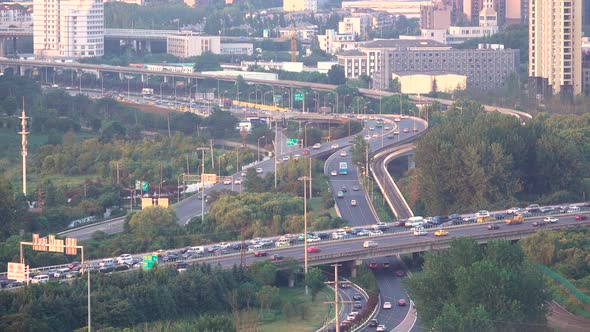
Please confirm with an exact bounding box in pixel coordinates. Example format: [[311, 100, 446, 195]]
[[348, 259, 363, 278], [163, 76, 169, 83], [408, 154, 415, 169], [412, 252, 421, 266], [140, 40, 151, 53], [0, 38, 5, 57], [288, 274, 295, 288]]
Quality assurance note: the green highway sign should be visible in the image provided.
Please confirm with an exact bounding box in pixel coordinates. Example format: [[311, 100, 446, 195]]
[[142, 181, 149, 191], [135, 180, 141, 190], [287, 138, 298, 146], [143, 255, 158, 270], [294, 93, 303, 101]]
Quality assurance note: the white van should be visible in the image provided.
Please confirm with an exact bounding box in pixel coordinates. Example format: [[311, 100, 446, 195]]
[[363, 240, 378, 248], [190, 246, 205, 254], [99, 258, 115, 267], [405, 216, 424, 227], [248, 244, 263, 251], [567, 206, 581, 213], [31, 274, 50, 284], [53, 268, 71, 278]]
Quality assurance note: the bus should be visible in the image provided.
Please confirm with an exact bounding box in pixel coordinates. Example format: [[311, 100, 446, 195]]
[[339, 162, 348, 175]]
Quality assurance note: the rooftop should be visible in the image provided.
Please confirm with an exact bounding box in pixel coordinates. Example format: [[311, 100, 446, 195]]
[[362, 39, 447, 49], [336, 50, 367, 57]]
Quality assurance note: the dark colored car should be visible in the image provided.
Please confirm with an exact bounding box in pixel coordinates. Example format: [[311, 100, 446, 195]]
[[99, 263, 117, 273], [341, 186, 348, 193], [161, 252, 179, 262], [354, 301, 362, 309], [575, 215, 588, 220], [369, 262, 379, 269], [254, 251, 268, 257], [174, 261, 188, 269], [315, 232, 330, 240], [398, 299, 407, 306], [487, 223, 500, 230], [270, 254, 284, 262], [114, 264, 130, 272], [532, 221, 546, 227], [369, 319, 379, 327], [232, 242, 248, 250], [395, 270, 406, 277], [67, 261, 82, 271]]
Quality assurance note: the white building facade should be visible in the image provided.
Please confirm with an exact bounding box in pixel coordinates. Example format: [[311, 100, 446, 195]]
[[33, 0, 104, 58]]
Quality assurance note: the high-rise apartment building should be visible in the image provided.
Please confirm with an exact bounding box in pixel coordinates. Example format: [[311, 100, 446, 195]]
[[33, 0, 104, 58], [584, 0, 590, 26], [283, 0, 317, 12], [420, 4, 452, 29], [529, 0, 582, 98]]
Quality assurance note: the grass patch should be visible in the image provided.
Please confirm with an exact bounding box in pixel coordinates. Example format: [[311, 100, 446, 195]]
[[547, 277, 590, 318], [258, 287, 334, 332], [309, 197, 338, 218]]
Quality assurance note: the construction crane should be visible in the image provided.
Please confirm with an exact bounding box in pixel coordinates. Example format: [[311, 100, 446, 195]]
[[290, 19, 297, 62]]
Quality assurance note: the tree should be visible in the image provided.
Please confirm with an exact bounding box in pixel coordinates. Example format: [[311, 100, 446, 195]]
[[203, 109, 238, 139], [128, 206, 179, 249], [327, 65, 346, 85], [349, 135, 369, 169], [249, 260, 278, 286], [305, 267, 326, 301], [0, 176, 20, 241], [405, 238, 548, 331], [193, 52, 224, 72]]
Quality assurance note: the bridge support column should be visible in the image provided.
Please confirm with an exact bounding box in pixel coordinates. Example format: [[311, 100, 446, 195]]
[[288, 274, 295, 288], [19, 65, 26, 77], [0, 38, 5, 57], [349, 259, 363, 278], [119, 72, 125, 81], [163, 76, 169, 83], [408, 154, 415, 169], [132, 40, 138, 52], [145, 40, 152, 53], [12, 37, 17, 55], [141, 73, 147, 82], [412, 252, 421, 266]]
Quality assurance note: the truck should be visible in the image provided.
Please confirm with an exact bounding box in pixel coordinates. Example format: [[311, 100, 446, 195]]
[[476, 215, 495, 223], [223, 98, 233, 108], [504, 214, 524, 225], [141, 88, 154, 96]]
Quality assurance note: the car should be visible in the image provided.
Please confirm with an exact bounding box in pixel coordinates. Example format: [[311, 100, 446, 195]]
[[369, 262, 379, 269], [369, 127, 375, 131], [312, 143, 321, 149], [282, 156, 290, 162], [117, 254, 134, 265], [68, 261, 82, 271], [234, 178, 242, 185], [413, 228, 427, 236], [369, 319, 379, 327], [98, 263, 117, 274], [340, 151, 348, 157], [575, 215, 588, 220], [351, 200, 357, 206], [434, 229, 449, 237], [217, 242, 231, 250], [340, 282, 351, 288], [307, 247, 321, 253], [232, 242, 248, 250], [330, 170, 338, 176], [174, 261, 188, 270], [398, 298, 407, 306], [382, 262, 390, 268], [337, 191, 344, 198], [331, 144, 339, 149], [395, 270, 406, 277], [223, 178, 232, 185], [532, 221, 546, 227], [259, 239, 274, 246], [256, 168, 263, 174], [475, 210, 490, 218], [383, 302, 392, 309], [241, 171, 247, 177], [353, 293, 362, 300], [364, 240, 378, 248], [403, 128, 409, 133], [254, 251, 268, 257], [372, 133, 378, 138], [540, 206, 554, 213], [250, 237, 262, 245], [357, 229, 371, 237], [352, 186, 359, 191], [544, 217, 559, 223], [207, 245, 221, 253], [354, 301, 362, 309], [526, 204, 541, 212], [341, 186, 348, 192], [487, 223, 500, 230], [567, 206, 581, 213], [376, 325, 386, 332], [307, 236, 321, 243], [393, 221, 404, 227], [303, 149, 310, 156], [161, 252, 179, 262], [369, 230, 383, 236], [364, 134, 371, 140], [346, 312, 357, 321]]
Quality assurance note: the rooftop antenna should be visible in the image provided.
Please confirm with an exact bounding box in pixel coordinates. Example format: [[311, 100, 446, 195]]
[[18, 97, 29, 195]]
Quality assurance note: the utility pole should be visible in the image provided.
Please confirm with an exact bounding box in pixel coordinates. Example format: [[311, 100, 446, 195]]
[[197, 147, 207, 223], [18, 99, 29, 195], [116, 161, 120, 185], [274, 120, 278, 188], [324, 263, 343, 332], [299, 176, 309, 296]]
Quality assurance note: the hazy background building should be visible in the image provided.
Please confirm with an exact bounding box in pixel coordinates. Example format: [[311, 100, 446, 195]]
[[528, 0, 582, 99], [33, 0, 104, 58]]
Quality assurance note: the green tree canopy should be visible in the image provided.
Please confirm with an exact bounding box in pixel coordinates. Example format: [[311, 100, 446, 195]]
[[405, 238, 548, 332]]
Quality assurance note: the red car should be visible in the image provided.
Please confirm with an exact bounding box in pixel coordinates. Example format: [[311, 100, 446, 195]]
[[254, 251, 268, 257], [398, 299, 407, 306], [395, 270, 406, 277], [307, 247, 321, 253], [393, 221, 404, 227], [369, 262, 379, 269], [575, 215, 588, 221]]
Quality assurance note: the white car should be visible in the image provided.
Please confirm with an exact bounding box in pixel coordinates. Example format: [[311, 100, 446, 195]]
[[330, 170, 338, 176], [217, 242, 231, 250], [223, 178, 232, 185], [475, 210, 490, 218], [393, 130, 399, 135], [394, 117, 401, 122], [403, 128, 409, 133], [332, 232, 347, 240], [364, 135, 371, 140], [506, 207, 521, 214], [241, 171, 247, 177], [250, 237, 262, 245], [282, 156, 290, 162], [340, 151, 347, 157], [369, 127, 375, 131], [544, 217, 558, 223], [312, 143, 321, 149], [369, 230, 383, 236], [117, 254, 133, 265], [307, 236, 321, 243], [234, 178, 242, 185], [383, 302, 392, 309], [363, 240, 378, 248], [331, 144, 339, 149], [357, 230, 371, 237], [376, 325, 386, 332], [384, 126, 391, 130], [256, 168, 263, 174], [351, 200, 357, 206], [413, 228, 428, 236]]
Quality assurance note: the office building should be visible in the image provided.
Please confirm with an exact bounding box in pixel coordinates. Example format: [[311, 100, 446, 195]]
[[33, 0, 104, 58], [463, 0, 483, 25], [317, 29, 355, 55], [167, 34, 221, 58], [338, 15, 372, 40], [278, 23, 318, 41], [0, 4, 32, 24], [585, 0, 590, 26], [529, 0, 582, 98], [104, 0, 144, 4], [283, 0, 317, 12], [337, 39, 518, 91]]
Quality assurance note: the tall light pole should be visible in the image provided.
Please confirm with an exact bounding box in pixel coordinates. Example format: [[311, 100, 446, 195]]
[[304, 122, 312, 148], [257, 136, 265, 162], [263, 91, 273, 106], [196, 147, 207, 223], [190, 84, 198, 108], [125, 75, 133, 101], [218, 153, 226, 176], [299, 176, 309, 296], [158, 180, 166, 199], [19, 104, 28, 195]]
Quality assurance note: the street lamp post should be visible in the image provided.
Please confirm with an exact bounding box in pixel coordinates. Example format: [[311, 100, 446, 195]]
[[257, 136, 265, 162], [304, 122, 312, 148], [196, 147, 207, 223], [263, 91, 273, 106], [158, 180, 166, 199], [299, 176, 310, 296], [218, 154, 226, 176]]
